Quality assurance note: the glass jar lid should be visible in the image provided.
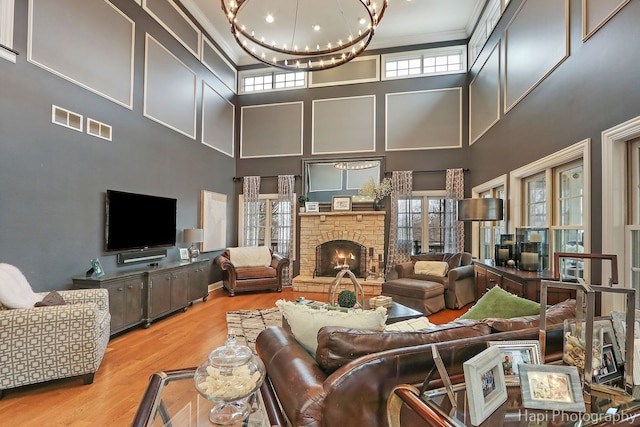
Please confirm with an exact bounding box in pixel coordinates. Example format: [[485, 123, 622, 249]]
[[208, 331, 253, 369]]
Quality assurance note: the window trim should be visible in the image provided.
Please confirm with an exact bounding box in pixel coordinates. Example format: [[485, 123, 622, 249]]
[[238, 68, 307, 94], [0, 0, 16, 63], [403, 190, 447, 254], [381, 46, 467, 81], [510, 139, 590, 270], [238, 193, 298, 261]]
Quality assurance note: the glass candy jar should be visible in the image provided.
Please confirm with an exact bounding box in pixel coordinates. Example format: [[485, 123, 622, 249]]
[[194, 332, 266, 425]]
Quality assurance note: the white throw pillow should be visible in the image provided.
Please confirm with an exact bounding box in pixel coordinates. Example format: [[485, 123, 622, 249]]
[[0, 263, 43, 309], [414, 260, 449, 277], [385, 316, 435, 331], [228, 246, 272, 268], [276, 299, 387, 354]]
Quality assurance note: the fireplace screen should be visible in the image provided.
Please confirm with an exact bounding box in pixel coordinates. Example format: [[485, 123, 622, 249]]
[[316, 240, 367, 278]]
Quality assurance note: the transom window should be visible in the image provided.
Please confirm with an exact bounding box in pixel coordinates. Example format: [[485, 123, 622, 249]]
[[240, 70, 305, 93], [382, 46, 467, 81]]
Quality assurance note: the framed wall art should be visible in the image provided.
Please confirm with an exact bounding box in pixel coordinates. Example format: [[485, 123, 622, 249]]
[[200, 190, 227, 252], [463, 346, 508, 426], [519, 364, 585, 413], [332, 196, 352, 211], [305, 201, 320, 213]]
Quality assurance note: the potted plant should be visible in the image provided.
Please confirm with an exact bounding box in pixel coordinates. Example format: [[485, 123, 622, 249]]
[[298, 194, 309, 212], [358, 177, 393, 210]]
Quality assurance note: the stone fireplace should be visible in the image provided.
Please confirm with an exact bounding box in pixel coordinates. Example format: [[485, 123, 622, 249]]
[[293, 211, 385, 295]]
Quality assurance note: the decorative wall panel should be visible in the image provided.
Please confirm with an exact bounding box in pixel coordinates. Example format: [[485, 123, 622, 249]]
[[309, 56, 379, 88], [583, 0, 631, 41], [28, 0, 134, 108], [202, 81, 234, 157], [386, 88, 462, 151], [143, 0, 200, 58], [143, 34, 197, 139], [240, 102, 304, 158], [470, 41, 501, 145], [202, 37, 237, 93], [504, 0, 569, 113], [312, 95, 376, 155]]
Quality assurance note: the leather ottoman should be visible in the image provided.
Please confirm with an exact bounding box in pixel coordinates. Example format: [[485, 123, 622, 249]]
[[381, 279, 445, 315]]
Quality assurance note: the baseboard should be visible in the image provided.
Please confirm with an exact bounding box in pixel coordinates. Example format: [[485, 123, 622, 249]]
[[208, 281, 223, 293]]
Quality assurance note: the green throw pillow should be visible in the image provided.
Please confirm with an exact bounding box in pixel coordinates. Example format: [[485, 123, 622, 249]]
[[459, 286, 540, 320]]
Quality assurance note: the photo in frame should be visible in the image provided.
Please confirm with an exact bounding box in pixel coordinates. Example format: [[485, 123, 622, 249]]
[[179, 248, 190, 260], [596, 344, 623, 384], [305, 201, 320, 213], [332, 196, 352, 211], [488, 340, 542, 384], [90, 258, 104, 278], [463, 346, 508, 426], [519, 364, 586, 412]]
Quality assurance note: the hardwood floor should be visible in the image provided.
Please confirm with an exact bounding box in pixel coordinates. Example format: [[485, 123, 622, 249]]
[[0, 287, 467, 426]]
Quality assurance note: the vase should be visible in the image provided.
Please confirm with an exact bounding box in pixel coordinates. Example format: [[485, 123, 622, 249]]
[[373, 199, 383, 211]]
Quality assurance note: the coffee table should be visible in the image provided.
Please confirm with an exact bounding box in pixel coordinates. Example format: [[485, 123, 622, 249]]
[[379, 301, 424, 324], [132, 368, 279, 427]]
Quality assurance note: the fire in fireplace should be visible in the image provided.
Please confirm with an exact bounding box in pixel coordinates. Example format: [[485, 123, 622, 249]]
[[315, 240, 367, 278]]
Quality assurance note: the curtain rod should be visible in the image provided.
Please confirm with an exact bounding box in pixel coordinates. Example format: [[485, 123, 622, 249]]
[[233, 174, 301, 182], [384, 168, 469, 175]]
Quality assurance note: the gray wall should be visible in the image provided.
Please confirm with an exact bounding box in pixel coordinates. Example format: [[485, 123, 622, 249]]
[[0, 0, 235, 292]]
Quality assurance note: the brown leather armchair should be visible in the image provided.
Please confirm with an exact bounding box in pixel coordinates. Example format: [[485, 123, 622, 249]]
[[215, 247, 289, 296]]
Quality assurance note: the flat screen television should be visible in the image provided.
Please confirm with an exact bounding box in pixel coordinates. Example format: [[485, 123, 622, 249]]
[[105, 190, 177, 252]]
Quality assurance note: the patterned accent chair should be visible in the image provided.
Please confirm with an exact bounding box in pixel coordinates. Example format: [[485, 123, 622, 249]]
[[0, 288, 111, 398]]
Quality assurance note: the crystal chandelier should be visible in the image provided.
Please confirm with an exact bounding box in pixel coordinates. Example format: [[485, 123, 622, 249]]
[[221, 0, 388, 72]]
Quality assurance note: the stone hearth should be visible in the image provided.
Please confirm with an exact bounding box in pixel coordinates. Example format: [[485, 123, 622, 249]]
[[293, 211, 385, 295]]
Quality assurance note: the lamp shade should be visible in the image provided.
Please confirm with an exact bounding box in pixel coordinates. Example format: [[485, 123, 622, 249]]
[[183, 228, 204, 243], [457, 198, 504, 221]]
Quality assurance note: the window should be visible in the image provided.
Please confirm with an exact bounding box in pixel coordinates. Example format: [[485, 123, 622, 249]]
[[626, 138, 640, 306], [468, 0, 511, 67], [382, 46, 466, 81], [239, 70, 305, 93], [511, 141, 589, 274], [238, 194, 296, 258], [0, 0, 16, 63], [396, 191, 447, 254]]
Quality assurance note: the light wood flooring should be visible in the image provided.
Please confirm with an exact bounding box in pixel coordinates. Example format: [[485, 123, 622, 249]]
[[0, 287, 467, 426]]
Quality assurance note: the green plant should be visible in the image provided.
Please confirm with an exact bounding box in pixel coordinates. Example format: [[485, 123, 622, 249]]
[[337, 290, 357, 308], [298, 194, 309, 205]]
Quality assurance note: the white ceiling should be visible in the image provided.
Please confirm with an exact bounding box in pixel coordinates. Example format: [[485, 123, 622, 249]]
[[180, 0, 487, 67]]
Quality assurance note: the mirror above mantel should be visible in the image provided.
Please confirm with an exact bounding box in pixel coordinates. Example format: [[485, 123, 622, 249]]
[[302, 157, 384, 204]]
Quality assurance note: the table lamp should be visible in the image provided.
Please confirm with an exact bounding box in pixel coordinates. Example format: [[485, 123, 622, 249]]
[[183, 228, 204, 262]]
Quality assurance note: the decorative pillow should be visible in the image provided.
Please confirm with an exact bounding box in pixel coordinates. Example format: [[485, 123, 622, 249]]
[[458, 285, 540, 320], [34, 290, 66, 307], [0, 263, 43, 309], [414, 261, 448, 277], [443, 253, 463, 270], [385, 316, 435, 331], [228, 246, 272, 268], [276, 299, 387, 354], [483, 299, 576, 332]]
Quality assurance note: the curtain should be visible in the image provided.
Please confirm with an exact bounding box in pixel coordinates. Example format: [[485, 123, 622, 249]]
[[386, 171, 413, 276], [445, 168, 465, 253], [242, 176, 261, 247], [277, 175, 295, 285]]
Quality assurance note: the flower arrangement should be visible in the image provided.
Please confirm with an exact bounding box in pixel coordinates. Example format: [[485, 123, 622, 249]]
[[359, 177, 393, 201]]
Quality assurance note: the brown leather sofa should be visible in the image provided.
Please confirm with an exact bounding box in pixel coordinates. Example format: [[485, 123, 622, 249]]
[[215, 247, 289, 296], [256, 299, 575, 427]]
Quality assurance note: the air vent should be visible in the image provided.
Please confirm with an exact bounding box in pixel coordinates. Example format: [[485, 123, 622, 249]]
[[87, 118, 112, 141], [51, 105, 83, 131]]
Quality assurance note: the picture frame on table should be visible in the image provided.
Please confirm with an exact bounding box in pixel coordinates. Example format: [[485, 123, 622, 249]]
[[305, 201, 320, 213], [90, 258, 104, 278], [488, 340, 542, 385], [179, 248, 190, 260], [519, 364, 585, 412], [565, 317, 623, 381], [463, 346, 508, 426], [596, 344, 623, 384], [332, 196, 352, 211]]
